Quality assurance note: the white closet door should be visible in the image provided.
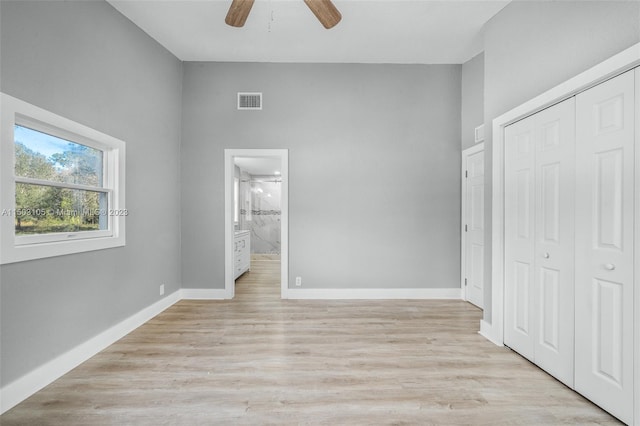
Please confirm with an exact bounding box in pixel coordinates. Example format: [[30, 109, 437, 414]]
[[532, 98, 575, 387], [465, 148, 485, 309], [504, 115, 536, 361], [504, 98, 575, 385], [575, 69, 635, 425]]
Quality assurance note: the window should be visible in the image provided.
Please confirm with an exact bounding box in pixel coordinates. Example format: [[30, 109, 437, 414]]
[[1, 93, 126, 264]]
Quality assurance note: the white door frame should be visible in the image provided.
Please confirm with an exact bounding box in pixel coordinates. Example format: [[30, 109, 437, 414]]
[[224, 149, 289, 299], [487, 42, 640, 426], [634, 66, 640, 426], [461, 142, 484, 305]]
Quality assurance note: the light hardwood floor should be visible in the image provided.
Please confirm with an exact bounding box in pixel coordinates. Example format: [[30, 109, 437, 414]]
[[1, 260, 620, 425]]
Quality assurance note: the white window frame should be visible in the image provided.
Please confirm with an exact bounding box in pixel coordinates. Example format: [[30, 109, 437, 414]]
[[0, 93, 126, 264]]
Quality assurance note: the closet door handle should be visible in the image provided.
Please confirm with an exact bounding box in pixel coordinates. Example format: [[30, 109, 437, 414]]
[[604, 263, 616, 271], [542, 252, 550, 259]]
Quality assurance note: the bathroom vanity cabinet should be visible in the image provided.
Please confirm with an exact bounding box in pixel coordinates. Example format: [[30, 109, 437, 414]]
[[234, 231, 251, 279]]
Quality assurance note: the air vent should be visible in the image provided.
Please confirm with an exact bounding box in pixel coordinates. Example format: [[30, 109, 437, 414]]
[[238, 92, 262, 110]]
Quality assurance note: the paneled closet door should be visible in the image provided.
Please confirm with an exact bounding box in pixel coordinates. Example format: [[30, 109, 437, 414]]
[[532, 99, 575, 387], [504, 98, 576, 387], [575, 69, 635, 425], [504, 115, 536, 361]]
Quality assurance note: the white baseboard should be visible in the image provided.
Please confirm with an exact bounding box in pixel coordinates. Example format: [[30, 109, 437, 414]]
[[0, 290, 181, 415], [284, 287, 463, 300], [180, 288, 229, 300], [478, 319, 503, 346]]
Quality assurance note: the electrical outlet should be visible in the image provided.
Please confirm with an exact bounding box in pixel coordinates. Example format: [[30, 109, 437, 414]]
[[159, 284, 165, 296], [295, 277, 302, 286]]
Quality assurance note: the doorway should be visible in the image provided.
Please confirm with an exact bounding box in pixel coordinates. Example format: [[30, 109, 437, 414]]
[[224, 149, 289, 299]]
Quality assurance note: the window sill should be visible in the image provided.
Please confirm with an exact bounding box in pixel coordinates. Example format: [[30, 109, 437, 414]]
[[0, 233, 125, 264]]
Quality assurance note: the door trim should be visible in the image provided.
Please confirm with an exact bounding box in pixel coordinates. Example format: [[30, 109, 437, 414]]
[[224, 149, 289, 299], [486, 42, 640, 348], [634, 66, 640, 426], [461, 142, 484, 305]]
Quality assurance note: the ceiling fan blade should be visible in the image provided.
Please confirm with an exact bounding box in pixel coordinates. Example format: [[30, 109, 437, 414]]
[[225, 0, 255, 27], [303, 0, 342, 29]]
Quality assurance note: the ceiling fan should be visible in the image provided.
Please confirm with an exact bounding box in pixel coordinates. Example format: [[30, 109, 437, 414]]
[[225, 0, 342, 29]]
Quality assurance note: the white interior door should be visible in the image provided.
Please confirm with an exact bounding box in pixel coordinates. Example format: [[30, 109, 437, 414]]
[[504, 98, 576, 387], [504, 115, 536, 361], [463, 144, 484, 309], [575, 69, 635, 425], [532, 98, 575, 387]]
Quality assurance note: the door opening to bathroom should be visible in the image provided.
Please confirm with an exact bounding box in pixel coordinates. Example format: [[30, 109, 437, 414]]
[[224, 149, 289, 299]]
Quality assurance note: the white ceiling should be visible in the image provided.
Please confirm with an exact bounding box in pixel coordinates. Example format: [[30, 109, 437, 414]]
[[107, 0, 510, 64], [235, 156, 282, 175]]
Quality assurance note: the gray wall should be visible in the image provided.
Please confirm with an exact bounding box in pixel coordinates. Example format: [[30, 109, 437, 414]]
[[181, 63, 462, 289], [0, 1, 183, 386], [482, 1, 640, 321], [461, 53, 484, 151]]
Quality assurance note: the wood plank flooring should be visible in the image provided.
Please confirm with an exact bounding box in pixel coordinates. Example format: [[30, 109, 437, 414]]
[[1, 260, 620, 425]]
